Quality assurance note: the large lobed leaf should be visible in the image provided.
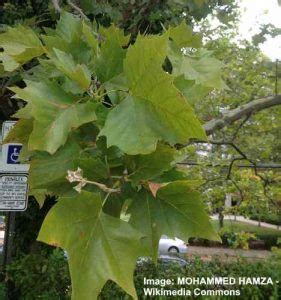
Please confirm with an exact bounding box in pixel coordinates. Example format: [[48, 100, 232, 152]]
[[100, 35, 206, 155], [129, 181, 219, 261], [0, 25, 44, 71], [10, 81, 96, 154], [38, 191, 144, 300], [126, 143, 177, 181]]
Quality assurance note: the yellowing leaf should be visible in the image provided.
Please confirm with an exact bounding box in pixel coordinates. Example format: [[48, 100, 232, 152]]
[[168, 21, 202, 48], [0, 25, 44, 71], [148, 181, 166, 197], [50, 48, 91, 91], [11, 81, 96, 154], [38, 191, 144, 299]]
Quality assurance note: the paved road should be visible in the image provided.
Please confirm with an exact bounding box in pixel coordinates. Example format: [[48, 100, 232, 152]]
[[211, 215, 280, 230], [185, 246, 270, 262]]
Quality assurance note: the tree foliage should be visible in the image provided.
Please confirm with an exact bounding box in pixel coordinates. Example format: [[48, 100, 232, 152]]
[[1, 12, 223, 299]]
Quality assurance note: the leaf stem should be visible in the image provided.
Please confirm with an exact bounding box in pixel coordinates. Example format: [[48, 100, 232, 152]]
[[84, 179, 121, 193]]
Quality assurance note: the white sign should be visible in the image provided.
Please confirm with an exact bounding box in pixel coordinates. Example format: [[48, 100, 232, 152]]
[[1, 121, 29, 172], [0, 121, 30, 211], [0, 174, 28, 211], [2, 121, 16, 141]]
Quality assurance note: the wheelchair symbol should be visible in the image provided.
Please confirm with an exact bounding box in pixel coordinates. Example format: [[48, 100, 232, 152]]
[[11, 148, 19, 162], [7, 145, 22, 164]]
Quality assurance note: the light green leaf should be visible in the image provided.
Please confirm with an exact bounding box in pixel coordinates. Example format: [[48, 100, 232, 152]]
[[169, 48, 226, 89], [124, 35, 167, 91], [129, 181, 219, 261], [38, 191, 144, 299], [11, 81, 97, 154], [50, 49, 91, 92], [100, 96, 161, 155], [42, 12, 91, 66], [168, 21, 202, 48], [4, 118, 33, 144], [13, 104, 32, 119], [82, 21, 99, 54], [100, 35, 206, 154], [173, 75, 211, 104], [56, 11, 82, 42], [0, 25, 44, 71]]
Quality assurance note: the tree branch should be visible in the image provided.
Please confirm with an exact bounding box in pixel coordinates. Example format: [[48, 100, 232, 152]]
[[204, 95, 281, 135], [178, 161, 281, 169], [67, 0, 89, 20], [51, 0, 61, 13]]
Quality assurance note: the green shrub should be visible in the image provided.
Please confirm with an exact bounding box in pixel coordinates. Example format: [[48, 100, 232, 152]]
[[249, 213, 281, 226], [219, 229, 256, 249], [100, 257, 281, 299], [0, 282, 6, 299], [6, 248, 71, 299], [3, 249, 281, 299]]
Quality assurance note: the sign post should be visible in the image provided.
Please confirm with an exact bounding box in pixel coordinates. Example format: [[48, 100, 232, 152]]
[[0, 121, 29, 271]]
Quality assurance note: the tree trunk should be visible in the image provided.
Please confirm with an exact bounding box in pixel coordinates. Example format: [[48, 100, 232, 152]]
[[218, 209, 224, 228]]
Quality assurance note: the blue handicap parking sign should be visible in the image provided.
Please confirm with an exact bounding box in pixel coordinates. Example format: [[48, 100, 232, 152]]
[[7, 145, 22, 164]]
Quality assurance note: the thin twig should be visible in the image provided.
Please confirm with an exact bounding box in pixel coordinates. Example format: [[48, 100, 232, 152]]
[[67, 0, 89, 20], [231, 113, 251, 142]]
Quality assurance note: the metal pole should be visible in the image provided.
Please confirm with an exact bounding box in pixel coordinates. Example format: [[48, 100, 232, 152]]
[[2, 212, 16, 268]]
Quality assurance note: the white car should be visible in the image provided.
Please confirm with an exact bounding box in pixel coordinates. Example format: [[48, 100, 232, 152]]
[[158, 235, 188, 254]]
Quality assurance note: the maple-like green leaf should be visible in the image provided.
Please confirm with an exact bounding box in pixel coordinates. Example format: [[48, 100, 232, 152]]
[[13, 103, 32, 119], [29, 138, 81, 195], [173, 75, 211, 105], [154, 167, 189, 183], [127, 143, 176, 181], [168, 21, 202, 48], [94, 25, 129, 83], [82, 21, 99, 54], [49, 48, 92, 92], [42, 12, 92, 66], [129, 181, 219, 261], [100, 35, 206, 154], [56, 11, 82, 43], [10, 80, 97, 154], [73, 153, 108, 182], [169, 47, 226, 89], [38, 191, 144, 300], [29, 138, 107, 196], [4, 118, 33, 144], [0, 25, 44, 71], [100, 96, 161, 154]]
